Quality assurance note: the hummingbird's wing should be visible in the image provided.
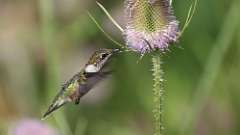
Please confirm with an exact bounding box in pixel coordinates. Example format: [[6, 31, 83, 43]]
[[75, 71, 111, 104]]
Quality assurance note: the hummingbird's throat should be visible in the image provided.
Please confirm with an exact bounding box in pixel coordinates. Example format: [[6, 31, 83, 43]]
[[85, 64, 100, 73]]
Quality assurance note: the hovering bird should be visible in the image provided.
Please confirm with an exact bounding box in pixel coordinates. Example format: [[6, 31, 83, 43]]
[[42, 48, 120, 119]]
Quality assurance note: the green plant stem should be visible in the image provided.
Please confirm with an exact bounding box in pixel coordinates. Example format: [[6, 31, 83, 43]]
[[39, 0, 58, 98], [39, 0, 72, 135], [152, 55, 164, 135], [180, 0, 198, 36], [96, 1, 124, 32], [181, 0, 240, 134], [87, 12, 127, 49]]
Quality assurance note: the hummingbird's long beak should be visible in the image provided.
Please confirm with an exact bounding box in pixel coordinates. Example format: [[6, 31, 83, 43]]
[[112, 48, 121, 53], [42, 99, 68, 120]]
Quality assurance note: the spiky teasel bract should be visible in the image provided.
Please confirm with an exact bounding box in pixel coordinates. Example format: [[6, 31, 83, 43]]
[[124, 0, 179, 54]]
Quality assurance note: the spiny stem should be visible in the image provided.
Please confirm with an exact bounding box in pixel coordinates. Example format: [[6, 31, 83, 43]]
[[152, 55, 164, 135]]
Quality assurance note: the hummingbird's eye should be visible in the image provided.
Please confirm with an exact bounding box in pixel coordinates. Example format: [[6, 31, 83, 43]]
[[101, 53, 108, 59]]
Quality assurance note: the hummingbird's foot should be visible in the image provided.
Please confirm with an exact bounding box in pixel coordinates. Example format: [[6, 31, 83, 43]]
[[75, 97, 80, 105]]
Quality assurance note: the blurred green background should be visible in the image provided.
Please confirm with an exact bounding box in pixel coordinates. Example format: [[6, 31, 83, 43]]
[[0, 0, 240, 135]]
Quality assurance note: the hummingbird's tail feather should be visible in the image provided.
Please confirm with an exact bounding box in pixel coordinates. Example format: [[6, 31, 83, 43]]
[[42, 98, 69, 120]]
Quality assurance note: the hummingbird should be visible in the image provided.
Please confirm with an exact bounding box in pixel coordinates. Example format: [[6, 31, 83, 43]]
[[42, 48, 120, 119]]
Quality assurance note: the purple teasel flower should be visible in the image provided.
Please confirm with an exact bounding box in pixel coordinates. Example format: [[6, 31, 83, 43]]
[[123, 0, 179, 54], [10, 119, 58, 135]]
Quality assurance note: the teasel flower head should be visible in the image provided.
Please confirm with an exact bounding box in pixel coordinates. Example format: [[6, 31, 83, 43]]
[[124, 0, 179, 54]]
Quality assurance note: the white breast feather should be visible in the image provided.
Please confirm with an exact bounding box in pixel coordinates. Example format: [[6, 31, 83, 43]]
[[85, 64, 99, 73]]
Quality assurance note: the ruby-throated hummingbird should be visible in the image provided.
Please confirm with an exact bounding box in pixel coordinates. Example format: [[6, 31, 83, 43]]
[[42, 48, 119, 119]]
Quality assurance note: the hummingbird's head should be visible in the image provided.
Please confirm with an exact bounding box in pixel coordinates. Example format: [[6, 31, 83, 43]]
[[84, 48, 120, 73]]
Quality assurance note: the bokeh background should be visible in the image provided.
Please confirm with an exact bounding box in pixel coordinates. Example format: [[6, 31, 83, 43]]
[[0, 0, 240, 135]]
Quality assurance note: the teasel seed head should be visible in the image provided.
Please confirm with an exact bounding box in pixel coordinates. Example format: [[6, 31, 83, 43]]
[[124, 0, 179, 54]]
